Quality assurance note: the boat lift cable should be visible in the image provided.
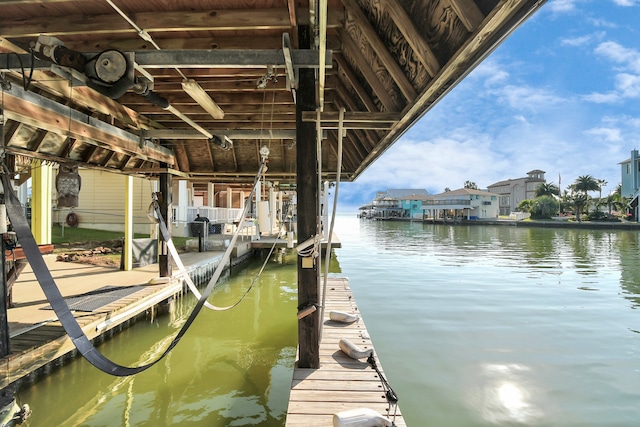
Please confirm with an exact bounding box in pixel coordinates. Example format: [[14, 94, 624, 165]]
[[319, 107, 344, 340], [0, 159, 266, 377], [153, 159, 267, 311]]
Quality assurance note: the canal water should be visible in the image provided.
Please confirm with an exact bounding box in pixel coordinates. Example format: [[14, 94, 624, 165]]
[[17, 216, 640, 426], [333, 216, 640, 427]]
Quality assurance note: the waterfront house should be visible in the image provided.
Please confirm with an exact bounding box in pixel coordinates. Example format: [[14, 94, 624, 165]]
[[426, 188, 499, 220], [359, 189, 429, 219], [487, 170, 547, 215], [620, 150, 640, 220]]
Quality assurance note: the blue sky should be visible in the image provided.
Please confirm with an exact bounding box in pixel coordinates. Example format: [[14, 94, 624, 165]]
[[337, 0, 640, 213]]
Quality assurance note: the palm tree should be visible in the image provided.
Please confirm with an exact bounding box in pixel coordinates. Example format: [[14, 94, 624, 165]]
[[602, 193, 623, 217], [573, 175, 599, 195], [464, 181, 478, 190], [571, 193, 589, 222], [535, 182, 560, 198], [597, 179, 607, 199]]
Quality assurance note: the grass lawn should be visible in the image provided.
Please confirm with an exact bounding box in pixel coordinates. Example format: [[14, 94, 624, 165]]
[[51, 225, 189, 252]]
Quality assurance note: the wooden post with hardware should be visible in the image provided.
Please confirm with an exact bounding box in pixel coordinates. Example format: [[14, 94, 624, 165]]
[[296, 25, 320, 369]]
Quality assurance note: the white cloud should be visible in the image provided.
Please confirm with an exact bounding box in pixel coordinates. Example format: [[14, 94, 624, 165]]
[[594, 41, 640, 73], [583, 91, 621, 103], [491, 85, 568, 111], [547, 0, 582, 13], [585, 127, 624, 142], [615, 73, 640, 97], [612, 0, 637, 6], [561, 35, 593, 47]]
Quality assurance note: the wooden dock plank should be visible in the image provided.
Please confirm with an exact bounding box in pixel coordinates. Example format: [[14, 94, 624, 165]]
[[285, 277, 406, 426]]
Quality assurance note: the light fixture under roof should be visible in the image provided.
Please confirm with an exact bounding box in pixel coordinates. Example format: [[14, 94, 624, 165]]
[[181, 79, 225, 120]]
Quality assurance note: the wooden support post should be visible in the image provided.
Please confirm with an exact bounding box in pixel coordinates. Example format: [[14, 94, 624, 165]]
[[0, 226, 9, 357], [123, 175, 133, 271], [31, 160, 52, 245], [159, 170, 173, 277], [296, 24, 320, 369]]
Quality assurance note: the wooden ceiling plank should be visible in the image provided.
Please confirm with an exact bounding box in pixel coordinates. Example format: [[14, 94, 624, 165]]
[[82, 144, 99, 163], [26, 129, 48, 152], [382, 0, 441, 77], [119, 154, 132, 170], [335, 54, 377, 112], [57, 136, 77, 158], [176, 142, 190, 172], [328, 132, 357, 173], [341, 34, 400, 112], [342, 0, 417, 103], [206, 140, 216, 173], [2, 120, 22, 144], [0, 9, 343, 38], [447, 0, 485, 33], [100, 151, 115, 167]]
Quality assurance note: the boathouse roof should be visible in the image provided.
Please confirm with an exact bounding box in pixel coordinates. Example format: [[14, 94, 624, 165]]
[[0, 1, 546, 190]]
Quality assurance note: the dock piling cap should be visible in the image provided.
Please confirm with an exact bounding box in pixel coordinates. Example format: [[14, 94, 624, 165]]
[[148, 276, 172, 285], [333, 407, 392, 427], [338, 338, 373, 360]]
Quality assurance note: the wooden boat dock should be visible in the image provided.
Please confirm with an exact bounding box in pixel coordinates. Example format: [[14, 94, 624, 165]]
[[285, 277, 407, 426]]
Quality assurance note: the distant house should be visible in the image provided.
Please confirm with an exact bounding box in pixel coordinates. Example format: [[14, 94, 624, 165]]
[[359, 189, 429, 219], [425, 188, 498, 220], [620, 149, 640, 219], [487, 170, 546, 215]]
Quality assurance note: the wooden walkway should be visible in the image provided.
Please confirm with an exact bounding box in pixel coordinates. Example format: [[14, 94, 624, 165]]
[[285, 277, 407, 426]]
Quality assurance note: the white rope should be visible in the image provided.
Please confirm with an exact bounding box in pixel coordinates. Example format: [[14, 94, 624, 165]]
[[154, 161, 266, 311]]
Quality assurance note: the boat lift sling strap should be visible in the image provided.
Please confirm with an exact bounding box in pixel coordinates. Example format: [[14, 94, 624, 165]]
[[0, 160, 264, 377]]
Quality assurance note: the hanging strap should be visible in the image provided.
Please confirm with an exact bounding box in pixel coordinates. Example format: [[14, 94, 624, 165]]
[[152, 160, 266, 311], [0, 161, 260, 376]]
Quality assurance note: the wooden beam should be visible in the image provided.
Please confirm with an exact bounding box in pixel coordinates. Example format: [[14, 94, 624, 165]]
[[382, 0, 441, 77], [335, 54, 377, 112], [2, 84, 175, 165], [0, 9, 343, 37], [341, 33, 400, 112], [342, 0, 417, 103], [447, 0, 485, 33], [302, 111, 399, 129]]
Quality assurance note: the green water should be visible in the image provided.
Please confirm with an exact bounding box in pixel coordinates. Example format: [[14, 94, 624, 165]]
[[17, 217, 640, 426], [19, 254, 301, 426]]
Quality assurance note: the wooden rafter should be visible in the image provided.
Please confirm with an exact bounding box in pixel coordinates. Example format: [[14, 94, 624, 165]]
[[341, 33, 400, 112], [26, 129, 48, 152], [342, 0, 417, 103], [382, 0, 441, 77], [57, 136, 77, 158], [447, 0, 485, 33], [335, 54, 377, 112]]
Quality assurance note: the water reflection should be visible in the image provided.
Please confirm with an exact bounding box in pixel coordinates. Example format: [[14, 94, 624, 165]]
[[474, 363, 542, 425], [337, 217, 640, 426]]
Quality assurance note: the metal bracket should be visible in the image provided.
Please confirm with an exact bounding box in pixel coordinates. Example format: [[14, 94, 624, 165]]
[[282, 33, 298, 103]]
